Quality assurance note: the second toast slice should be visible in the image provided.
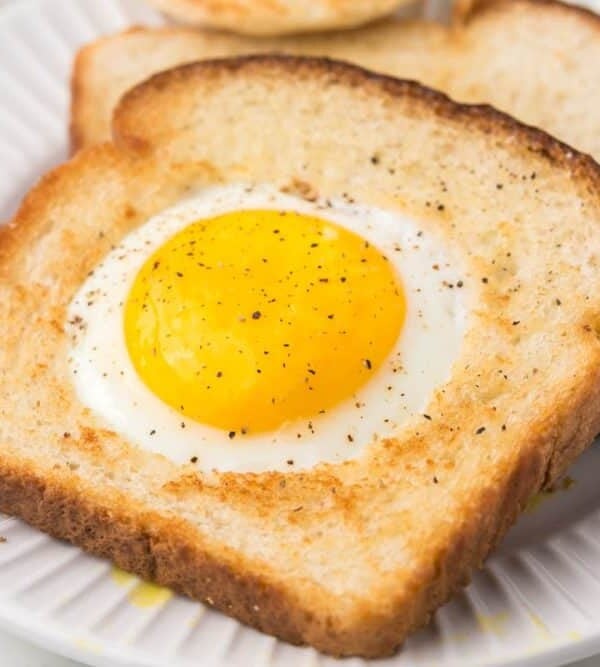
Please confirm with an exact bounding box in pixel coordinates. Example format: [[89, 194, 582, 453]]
[[71, 0, 600, 163]]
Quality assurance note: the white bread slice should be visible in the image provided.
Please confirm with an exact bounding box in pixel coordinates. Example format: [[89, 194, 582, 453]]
[[446, 0, 600, 160], [70, 19, 447, 150], [3, 56, 600, 657], [144, 0, 411, 36], [71, 0, 600, 163]]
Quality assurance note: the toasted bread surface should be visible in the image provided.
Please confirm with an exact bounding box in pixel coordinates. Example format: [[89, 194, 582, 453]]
[[446, 0, 600, 160], [4, 57, 600, 657], [72, 0, 600, 163], [70, 19, 447, 151], [145, 0, 409, 36]]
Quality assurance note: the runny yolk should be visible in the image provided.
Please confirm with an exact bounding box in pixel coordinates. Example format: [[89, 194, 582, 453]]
[[124, 210, 405, 434]]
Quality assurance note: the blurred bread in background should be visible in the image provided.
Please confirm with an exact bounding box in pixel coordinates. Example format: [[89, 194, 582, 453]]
[[72, 0, 600, 162], [145, 0, 414, 36]]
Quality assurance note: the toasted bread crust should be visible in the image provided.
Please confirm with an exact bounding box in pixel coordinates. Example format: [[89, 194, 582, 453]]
[[2, 363, 599, 656], [71, 0, 600, 169], [5, 57, 600, 656], [0, 463, 313, 650], [70, 19, 448, 152], [114, 55, 600, 186]]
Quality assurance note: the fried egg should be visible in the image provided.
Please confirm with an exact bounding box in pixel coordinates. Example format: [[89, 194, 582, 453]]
[[66, 184, 467, 472]]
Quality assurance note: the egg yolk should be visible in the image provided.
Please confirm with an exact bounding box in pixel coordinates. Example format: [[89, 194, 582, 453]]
[[124, 210, 405, 434]]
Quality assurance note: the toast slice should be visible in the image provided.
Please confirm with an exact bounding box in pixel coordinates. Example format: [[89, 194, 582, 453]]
[[71, 18, 448, 150], [145, 0, 411, 36], [71, 0, 600, 163], [4, 56, 600, 657]]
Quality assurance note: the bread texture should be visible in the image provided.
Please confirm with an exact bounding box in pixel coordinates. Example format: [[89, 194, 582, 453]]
[[71, 0, 600, 161], [70, 19, 447, 150], [4, 56, 600, 657], [144, 0, 410, 36]]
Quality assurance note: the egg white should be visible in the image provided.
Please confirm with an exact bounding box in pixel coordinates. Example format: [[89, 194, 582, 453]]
[[66, 183, 468, 473]]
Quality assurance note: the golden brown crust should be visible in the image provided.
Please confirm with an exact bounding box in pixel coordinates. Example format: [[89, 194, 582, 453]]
[[72, 0, 600, 156], [70, 26, 143, 153], [394, 359, 600, 647], [2, 365, 599, 657], [4, 56, 600, 657], [114, 54, 600, 189], [69, 34, 87, 154], [0, 462, 318, 650], [69, 18, 449, 151]]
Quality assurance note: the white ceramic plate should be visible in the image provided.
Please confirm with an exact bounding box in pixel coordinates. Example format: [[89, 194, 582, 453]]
[[3, 0, 600, 665]]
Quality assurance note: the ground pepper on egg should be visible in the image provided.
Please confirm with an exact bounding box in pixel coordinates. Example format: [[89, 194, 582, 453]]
[[124, 209, 405, 435]]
